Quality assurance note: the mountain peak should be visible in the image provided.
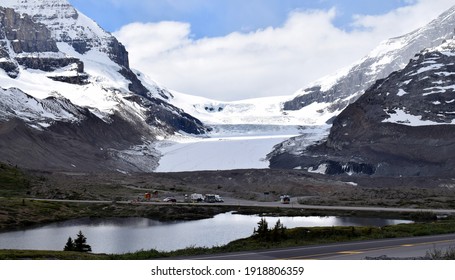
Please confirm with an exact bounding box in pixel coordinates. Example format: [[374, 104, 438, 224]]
[[283, 5, 455, 123], [1, 0, 128, 67]]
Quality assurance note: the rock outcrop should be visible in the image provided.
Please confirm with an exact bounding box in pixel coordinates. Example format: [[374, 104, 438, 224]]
[[0, 6, 86, 79]]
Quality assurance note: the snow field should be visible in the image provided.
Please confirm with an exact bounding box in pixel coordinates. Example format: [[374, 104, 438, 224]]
[[155, 125, 330, 172], [155, 125, 304, 172]]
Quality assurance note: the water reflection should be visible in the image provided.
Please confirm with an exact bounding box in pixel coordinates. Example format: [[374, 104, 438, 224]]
[[0, 213, 411, 254]]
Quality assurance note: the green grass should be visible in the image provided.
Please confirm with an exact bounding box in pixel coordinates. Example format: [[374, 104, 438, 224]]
[[0, 249, 109, 260], [0, 163, 31, 197]]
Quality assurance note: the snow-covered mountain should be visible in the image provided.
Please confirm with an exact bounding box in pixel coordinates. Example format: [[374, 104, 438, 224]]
[[283, 4, 455, 121], [270, 37, 455, 177], [0, 0, 207, 172]]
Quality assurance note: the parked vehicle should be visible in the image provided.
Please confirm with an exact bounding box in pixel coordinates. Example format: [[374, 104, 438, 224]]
[[163, 197, 177, 203], [190, 193, 204, 202], [204, 194, 217, 203], [280, 195, 290, 204], [202, 194, 224, 203]]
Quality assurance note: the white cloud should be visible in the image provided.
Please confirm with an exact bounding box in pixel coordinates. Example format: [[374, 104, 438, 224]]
[[115, 0, 454, 101], [352, 0, 455, 36], [116, 21, 191, 56]]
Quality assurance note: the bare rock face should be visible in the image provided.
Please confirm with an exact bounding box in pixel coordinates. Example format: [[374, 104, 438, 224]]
[[0, 41, 18, 77], [15, 56, 83, 71], [0, 6, 86, 79], [271, 41, 455, 177], [2, 0, 130, 68], [0, 7, 58, 53]]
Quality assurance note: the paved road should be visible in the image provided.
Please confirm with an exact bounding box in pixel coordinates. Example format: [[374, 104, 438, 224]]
[[30, 198, 455, 215], [223, 200, 455, 214], [180, 233, 455, 260]]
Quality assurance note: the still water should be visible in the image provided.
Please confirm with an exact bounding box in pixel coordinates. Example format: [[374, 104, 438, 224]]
[[0, 212, 411, 254]]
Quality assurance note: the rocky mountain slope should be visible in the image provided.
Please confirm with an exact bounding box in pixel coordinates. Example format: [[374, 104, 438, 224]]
[[270, 38, 455, 177], [0, 1, 207, 172]]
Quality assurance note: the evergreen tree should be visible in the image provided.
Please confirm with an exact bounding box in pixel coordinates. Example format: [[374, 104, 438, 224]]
[[254, 218, 270, 241], [271, 219, 286, 242], [73, 230, 92, 252], [253, 218, 287, 242], [63, 237, 75, 251]]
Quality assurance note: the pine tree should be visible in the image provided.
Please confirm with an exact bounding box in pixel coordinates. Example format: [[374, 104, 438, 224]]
[[63, 237, 75, 251], [271, 219, 286, 242], [254, 218, 270, 241], [73, 231, 92, 252]]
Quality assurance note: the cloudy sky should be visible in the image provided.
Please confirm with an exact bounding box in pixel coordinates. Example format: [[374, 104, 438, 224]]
[[68, 0, 454, 101]]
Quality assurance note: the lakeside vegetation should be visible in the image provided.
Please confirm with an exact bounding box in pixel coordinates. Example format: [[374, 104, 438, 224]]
[[115, 216, 455, 260], [1, 216, 455, 260]]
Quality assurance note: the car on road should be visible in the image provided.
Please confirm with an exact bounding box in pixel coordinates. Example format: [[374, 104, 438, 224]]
[[163, 197, 177, 203], [280, 195, 291, 204]]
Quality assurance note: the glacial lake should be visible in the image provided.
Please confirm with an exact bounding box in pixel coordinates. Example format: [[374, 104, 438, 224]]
[[0, 212, 412, 254]]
